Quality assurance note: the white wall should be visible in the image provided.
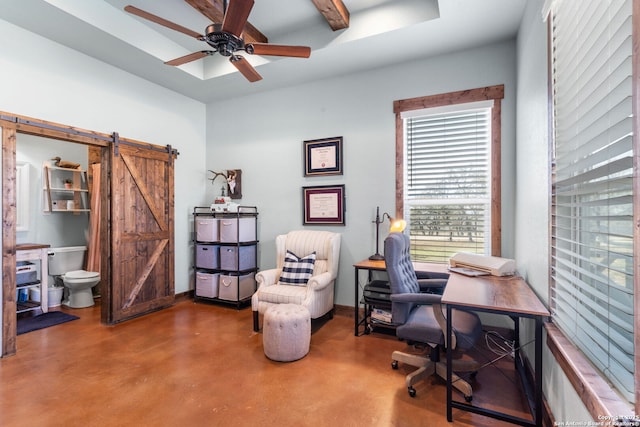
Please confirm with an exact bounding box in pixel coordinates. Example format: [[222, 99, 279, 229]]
[[515, 0, 591, 423], [0, 18, 207, 302], [206, 40, 518, 307]]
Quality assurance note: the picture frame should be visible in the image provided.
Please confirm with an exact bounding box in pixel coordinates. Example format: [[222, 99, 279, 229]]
[[226, 169, 242, 199], [303, 136, 343, 176], [302, 184, 345, 225]]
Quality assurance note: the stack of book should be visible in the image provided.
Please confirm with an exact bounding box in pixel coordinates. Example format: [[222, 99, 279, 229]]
[[370, 308, 392, 324]]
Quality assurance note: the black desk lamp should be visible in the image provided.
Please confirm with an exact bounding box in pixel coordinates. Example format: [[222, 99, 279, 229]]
[[369, 206, 406, 260]]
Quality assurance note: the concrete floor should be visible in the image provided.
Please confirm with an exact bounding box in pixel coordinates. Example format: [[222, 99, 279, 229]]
[[1, 300, 529, 426]]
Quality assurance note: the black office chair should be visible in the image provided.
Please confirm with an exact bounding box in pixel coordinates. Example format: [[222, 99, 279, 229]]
[[384, 232, 482, 400]]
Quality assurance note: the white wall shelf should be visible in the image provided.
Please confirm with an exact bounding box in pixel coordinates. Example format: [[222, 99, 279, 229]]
[[43, 165, 90, 213]]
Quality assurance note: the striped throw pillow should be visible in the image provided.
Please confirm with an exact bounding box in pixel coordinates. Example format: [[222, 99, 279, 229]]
[[279, 250, 316, 286]]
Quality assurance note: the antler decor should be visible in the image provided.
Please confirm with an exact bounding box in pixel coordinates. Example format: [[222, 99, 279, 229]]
[[208, 169, 228, 184], [208, 169, 242, 199]]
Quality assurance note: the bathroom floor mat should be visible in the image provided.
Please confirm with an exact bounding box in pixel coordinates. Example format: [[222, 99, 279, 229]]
[[17, 311, 79, 335]]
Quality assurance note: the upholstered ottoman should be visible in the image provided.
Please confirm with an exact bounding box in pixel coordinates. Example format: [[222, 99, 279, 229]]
[[263, 304, 311, 362]]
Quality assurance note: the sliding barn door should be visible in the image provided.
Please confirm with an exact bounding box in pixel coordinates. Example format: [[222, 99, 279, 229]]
[[108, 141, 175, 323]]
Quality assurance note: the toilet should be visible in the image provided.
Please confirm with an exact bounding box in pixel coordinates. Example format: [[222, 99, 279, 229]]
[[48, 246, 100, 308]]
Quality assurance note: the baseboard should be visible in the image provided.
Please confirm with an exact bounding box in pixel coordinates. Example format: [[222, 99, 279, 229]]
[[175, 290, 194, 302], [334, 304, 362, 318]]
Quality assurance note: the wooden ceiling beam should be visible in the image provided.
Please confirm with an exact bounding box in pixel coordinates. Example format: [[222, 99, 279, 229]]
[[310, 0, 350, 31], [184, 0, 267, 43]]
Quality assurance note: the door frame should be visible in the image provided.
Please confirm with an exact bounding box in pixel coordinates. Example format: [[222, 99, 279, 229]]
[[1, 111, 176, 357]]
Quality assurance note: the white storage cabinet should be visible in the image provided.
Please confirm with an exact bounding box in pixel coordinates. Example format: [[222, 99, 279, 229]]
[[192, 206, 258, 308], [16, 243, 50, 314]]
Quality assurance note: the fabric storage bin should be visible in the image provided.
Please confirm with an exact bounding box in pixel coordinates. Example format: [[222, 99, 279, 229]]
[[16, 261, 37, 285], [220, 245, 256, 271], [195, 217, 219, 242], [218, 272, 255, 301], [219, 217, 256, 243], [196, 272, 219, 298], [196, 244, 219, 269]]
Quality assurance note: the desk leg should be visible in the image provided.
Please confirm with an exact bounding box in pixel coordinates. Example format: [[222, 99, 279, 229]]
[[446, 308, 544, 426], [354, 267, 360, 336], [534, 317, 543, 427], [512, 316, 520, 361], [446, 304, 453, 422]]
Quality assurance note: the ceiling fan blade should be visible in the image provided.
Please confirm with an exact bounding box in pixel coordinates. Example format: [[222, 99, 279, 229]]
[[230, 55, 262, 82], [246, 43, 311, 58], [165, 51, 212, 66], [185, 0, 267, 43], [124, 5, 204, 40], [221, 0, 254, 38]]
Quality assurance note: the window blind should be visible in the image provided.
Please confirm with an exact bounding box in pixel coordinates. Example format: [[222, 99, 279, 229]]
[[551, 0, 634, 402], [404, 107, 491, 262]]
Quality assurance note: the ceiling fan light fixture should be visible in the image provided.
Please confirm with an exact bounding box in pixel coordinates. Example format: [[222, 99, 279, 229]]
[[205, 23, 244, 57]]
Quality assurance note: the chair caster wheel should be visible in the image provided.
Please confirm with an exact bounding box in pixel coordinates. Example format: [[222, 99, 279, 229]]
[[464, 395, 473, 403], [408, 387, 416, 398], [391, 360, 398, 370]]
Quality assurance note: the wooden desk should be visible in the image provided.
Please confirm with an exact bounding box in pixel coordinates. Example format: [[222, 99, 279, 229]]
[[442, 273, 550, 427], [353, 259, 550, 426]]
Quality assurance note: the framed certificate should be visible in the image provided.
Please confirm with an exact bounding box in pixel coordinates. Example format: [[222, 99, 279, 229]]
[[303, 137, 343, 176], [302, 185, 345, 225]]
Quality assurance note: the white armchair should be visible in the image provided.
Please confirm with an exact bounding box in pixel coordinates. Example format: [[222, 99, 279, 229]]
[[252, 230, 341, 331]]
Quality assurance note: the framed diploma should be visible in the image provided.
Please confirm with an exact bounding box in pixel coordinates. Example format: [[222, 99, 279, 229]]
[[302, 185, 345, 225], [303, 137, 343, 176]]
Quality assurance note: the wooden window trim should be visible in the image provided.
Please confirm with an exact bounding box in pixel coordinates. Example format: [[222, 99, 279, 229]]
[[546, 323, 635, 419], [393, 85, 504, 256]]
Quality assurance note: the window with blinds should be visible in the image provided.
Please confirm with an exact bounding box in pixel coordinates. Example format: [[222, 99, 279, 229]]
[[550, 0, 634, 403], [403, 104, 491, 262]]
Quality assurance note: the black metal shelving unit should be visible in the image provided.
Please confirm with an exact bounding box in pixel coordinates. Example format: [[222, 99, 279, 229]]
[[192, 206, 258, 309], [361, 280, 397, 335]]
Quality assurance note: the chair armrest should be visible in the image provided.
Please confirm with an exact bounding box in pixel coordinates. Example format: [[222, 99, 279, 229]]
[[391, 293, 442, 305], [416, 271, 449, 281], [417, 279, 447, 293], [307, 271, 333, 291], [418, 279, 447, 292], [255, 268, 281, 289]]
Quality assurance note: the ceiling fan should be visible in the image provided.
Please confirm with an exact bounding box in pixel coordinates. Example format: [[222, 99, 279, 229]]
[[124, 0, 311, 82]]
